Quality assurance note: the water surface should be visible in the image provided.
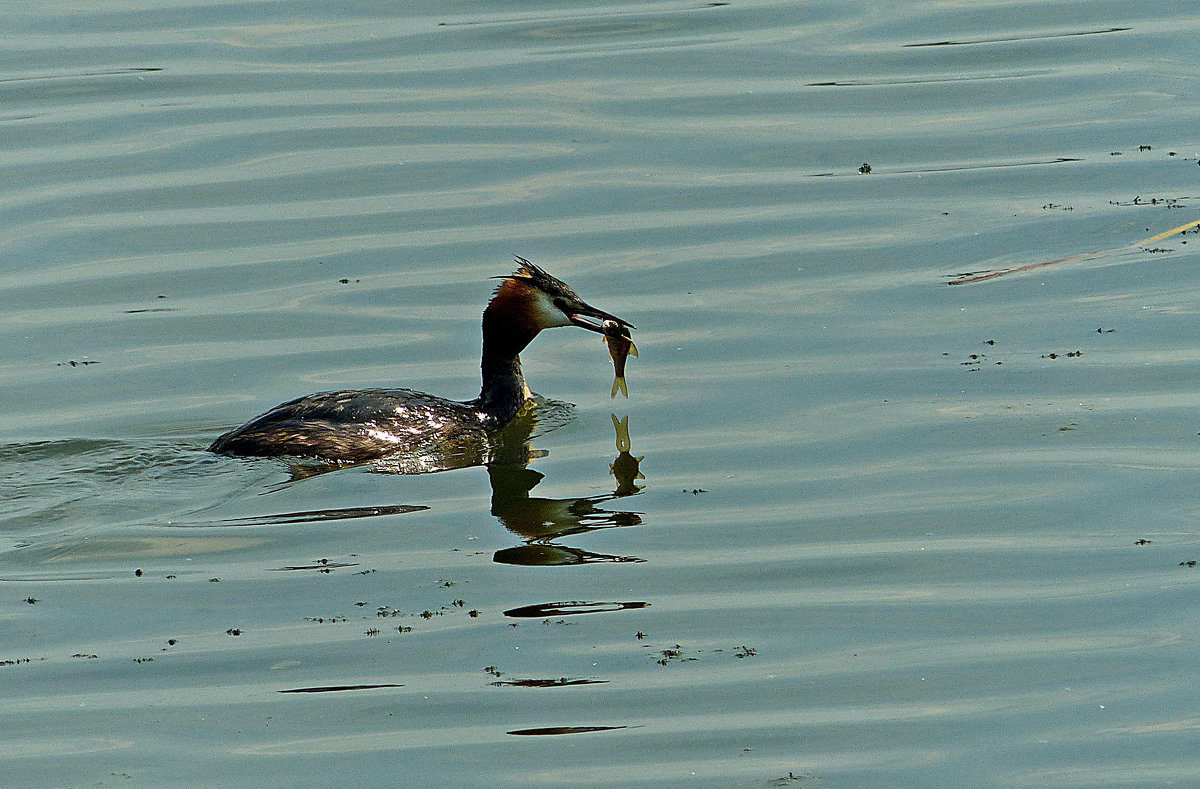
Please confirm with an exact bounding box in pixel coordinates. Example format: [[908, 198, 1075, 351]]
[[4, 1, 1200, 786]]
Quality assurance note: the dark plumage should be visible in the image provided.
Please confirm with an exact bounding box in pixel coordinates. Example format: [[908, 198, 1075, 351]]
[[208, 388, 488, 463]]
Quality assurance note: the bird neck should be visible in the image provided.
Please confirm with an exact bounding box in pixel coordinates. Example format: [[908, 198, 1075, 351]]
[[478, 351, 530, 425], [477, 300, 538, 425]]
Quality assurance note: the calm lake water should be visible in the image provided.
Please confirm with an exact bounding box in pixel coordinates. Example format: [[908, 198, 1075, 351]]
[[5, 1, 1200, 786]]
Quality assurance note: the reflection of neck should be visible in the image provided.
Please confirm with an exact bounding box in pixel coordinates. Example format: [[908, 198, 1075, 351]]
[[488, 464, 544, 513], [485, 409, 544, 521]]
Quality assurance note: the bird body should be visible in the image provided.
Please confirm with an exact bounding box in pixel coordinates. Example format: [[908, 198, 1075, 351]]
[[208, 259, 633, 466]]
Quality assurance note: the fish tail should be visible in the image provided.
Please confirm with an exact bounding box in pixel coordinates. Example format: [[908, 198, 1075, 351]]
[[611, 376, 628, 398]]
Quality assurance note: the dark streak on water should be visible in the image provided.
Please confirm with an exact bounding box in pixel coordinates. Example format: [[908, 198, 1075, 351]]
[[904, 26, 1131, 47], [490, 677, 609, 687], [218, 504, 429, 527], [507, 725, 629, 736], [278, 684, 404, 694], [0, 67, 164, 84], [503, 601, 650, 618]]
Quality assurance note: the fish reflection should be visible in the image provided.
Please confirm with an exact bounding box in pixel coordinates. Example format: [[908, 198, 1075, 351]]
[[609, 414, 644, 497]]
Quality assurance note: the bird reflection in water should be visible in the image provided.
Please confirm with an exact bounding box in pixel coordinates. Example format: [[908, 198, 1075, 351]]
[[260, 401, 646, 566], [488, 410, 645, 567]]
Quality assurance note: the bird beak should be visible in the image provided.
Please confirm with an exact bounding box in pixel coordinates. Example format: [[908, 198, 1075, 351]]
[[566, 301, 635, 333]]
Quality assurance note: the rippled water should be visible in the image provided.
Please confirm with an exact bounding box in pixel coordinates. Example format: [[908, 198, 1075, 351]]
[[5, 1, 1200, 786]]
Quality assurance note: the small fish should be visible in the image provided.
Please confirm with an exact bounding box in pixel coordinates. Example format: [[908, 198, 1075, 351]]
[[602, 319, 637, 398]]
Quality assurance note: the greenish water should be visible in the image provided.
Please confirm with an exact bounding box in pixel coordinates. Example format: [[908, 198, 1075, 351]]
[[5, 1, 1200, 786]]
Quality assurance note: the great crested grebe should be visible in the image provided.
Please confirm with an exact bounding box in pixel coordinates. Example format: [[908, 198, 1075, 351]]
[[208, 258, 634, 464]]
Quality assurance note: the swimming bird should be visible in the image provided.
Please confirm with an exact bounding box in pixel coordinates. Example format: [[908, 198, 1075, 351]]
[[208, 258, 634, 466]]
